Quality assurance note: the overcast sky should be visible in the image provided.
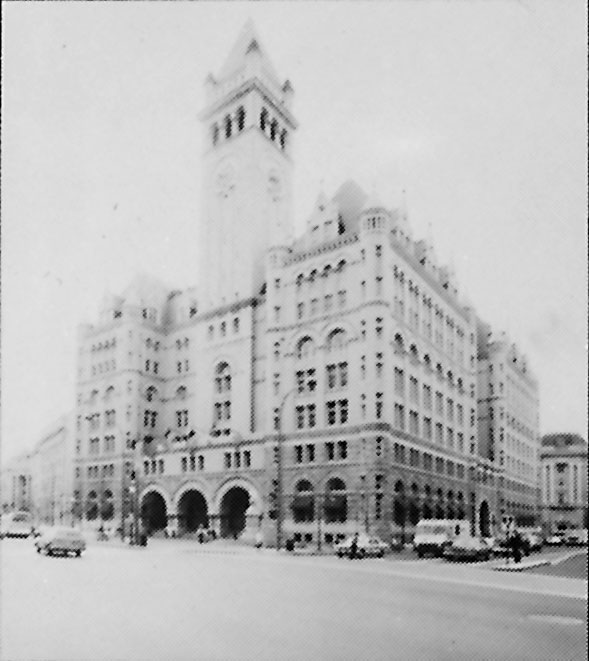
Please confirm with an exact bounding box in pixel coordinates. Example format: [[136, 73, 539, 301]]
[[2, 1, 587, 464]]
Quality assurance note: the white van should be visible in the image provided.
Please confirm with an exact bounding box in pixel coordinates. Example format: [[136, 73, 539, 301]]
[[413, 519, 470, 557]]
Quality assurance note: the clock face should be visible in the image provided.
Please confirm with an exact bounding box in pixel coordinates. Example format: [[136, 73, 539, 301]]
[[216, 165, 236, 199], [267, 170, 282, 201]]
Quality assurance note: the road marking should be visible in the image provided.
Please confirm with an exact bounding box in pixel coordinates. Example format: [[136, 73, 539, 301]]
[[236, 553, 589, 601], [527, 614, 585, 626]]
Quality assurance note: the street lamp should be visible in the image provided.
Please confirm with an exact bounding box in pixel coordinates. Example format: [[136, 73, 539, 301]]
[[275, 387, 298, 550]]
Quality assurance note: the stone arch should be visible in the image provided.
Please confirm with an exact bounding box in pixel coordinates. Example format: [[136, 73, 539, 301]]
[[140, 489, 168, 534], [175, 485, 210, 535], [215, 478, 262, 540]]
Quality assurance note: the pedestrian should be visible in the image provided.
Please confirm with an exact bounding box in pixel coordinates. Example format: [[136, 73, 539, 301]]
[[350, 532, 359, 560], [509, 530, 522, 564], [255, 530, 263, 549]]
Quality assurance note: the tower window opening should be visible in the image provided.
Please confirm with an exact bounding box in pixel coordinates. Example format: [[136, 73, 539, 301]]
[[236, 106, 246, 131], [224, 115, 232, 139], [260, 108, 268, 132], [270, 119, 278, 142]]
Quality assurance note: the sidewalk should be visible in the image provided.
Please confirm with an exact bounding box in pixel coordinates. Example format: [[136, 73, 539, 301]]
[[486, 549, 584, 572]]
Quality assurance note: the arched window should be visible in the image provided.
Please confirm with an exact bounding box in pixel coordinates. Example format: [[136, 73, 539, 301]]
[[394, 334, 404, 355], [176, 386, 187, 400], [409, 344, 419, 363], [292, 479, 314, 522], [213, 363, 232, 436], [270, 119, 278, 141], [145, 386, 158, 403], [279, 129, 287, 150], [104, 386, 115, 402], [324, 478, 347, 523], [296, 337, 315, 360], [236, 106, 246, 131], [296, 274, 304, 290], [326, 329, 347, 353], [215, 362, 231, 393]]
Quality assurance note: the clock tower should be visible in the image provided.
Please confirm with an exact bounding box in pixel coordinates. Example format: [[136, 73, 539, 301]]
[[198, 21, 297, 307]]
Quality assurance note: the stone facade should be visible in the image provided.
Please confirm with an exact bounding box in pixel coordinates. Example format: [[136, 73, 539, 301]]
[[476, 322, 540, 527], [69, 22, 541, 547], [540, 433, 588, 533]]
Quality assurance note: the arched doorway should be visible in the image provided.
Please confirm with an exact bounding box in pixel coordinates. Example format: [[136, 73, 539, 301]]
[[178, 490, 208, 534], [141, 491, 167, 534], [220, 486, 249, 539], [479, 500, 491, 537]]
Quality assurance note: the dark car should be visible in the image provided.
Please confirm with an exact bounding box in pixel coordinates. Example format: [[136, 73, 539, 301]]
[[443, 536, 491, 562], [35, 527, 86, 557]]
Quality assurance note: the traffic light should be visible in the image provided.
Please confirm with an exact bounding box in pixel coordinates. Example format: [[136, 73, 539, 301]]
[[268, 478, 279, 519]]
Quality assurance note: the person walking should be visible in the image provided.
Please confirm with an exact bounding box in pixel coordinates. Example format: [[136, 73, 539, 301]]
[[350, 532, 359, 559]]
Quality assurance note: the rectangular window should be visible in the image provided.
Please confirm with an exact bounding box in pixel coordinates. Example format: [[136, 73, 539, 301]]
[[224, 452, 231, 469], [394, 368, 405, 397], [198, 455, 205, 471], [326, 442, 335, 461], [423, 417, 432, 441], [409, 377, 419, 404], [295, 445, 303, 463], [297, 303, 304, 320], [394, 404, 405, 431], [326, 401, 337, 426], [243, 451, 251, 468], [435, 423, 443, 445], [409, 411, 419, 436], [435, 392, 444, 415], [423, 385, 432, 409], [306, 444, 315, 462], [337, 441, 348, 460], [296, 406, 304, 430]]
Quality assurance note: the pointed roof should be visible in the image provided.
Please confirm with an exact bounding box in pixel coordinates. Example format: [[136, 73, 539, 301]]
[[218, 19, 281, 84]]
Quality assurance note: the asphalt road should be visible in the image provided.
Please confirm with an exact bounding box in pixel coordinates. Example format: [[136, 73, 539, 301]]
[[1, 538, 586, 661]]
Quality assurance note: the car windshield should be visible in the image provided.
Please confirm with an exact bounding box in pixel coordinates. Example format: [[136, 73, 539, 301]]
[[419, 525, 448, 535], [55, 528, 81, 537]]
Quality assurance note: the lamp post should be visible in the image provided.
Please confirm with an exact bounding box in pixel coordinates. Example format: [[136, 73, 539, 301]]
[[275, 387, 298, 550]]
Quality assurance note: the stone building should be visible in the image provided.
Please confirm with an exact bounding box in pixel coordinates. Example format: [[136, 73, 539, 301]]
[[72, 22, 539, 546], [29, 415, 74, 525], [540, 433, 588, 533], [476, 323, 540, 528], [0, 451, 33, 514]]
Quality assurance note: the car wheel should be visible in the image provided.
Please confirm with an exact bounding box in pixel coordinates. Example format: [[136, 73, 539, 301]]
[[76, 550, 82, 558]]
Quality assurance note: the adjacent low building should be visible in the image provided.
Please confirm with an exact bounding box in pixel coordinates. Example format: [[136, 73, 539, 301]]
[[540, 433, 588, 533], [68, 22, 543, 547]]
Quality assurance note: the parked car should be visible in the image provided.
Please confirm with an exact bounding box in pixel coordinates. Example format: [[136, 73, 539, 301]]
[[35, 527, 86, 557], [563, 529, 588, 546], [413, 519, 470, 558], [0, 511, 34, 538], [334, 533, 388, 558], [519, 529, 543, 552], [545, 533, 565, 546], [443, 536, 492, 562]]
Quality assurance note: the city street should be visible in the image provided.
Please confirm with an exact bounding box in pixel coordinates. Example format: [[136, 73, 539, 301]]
[[1, 537, 586, 661]]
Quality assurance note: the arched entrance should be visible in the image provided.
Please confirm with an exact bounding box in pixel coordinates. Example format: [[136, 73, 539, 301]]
[[178, 490, 208, 534], [141, 491, 167, 534], [479, 500, 491, 537], [220, 486, 250, 539]]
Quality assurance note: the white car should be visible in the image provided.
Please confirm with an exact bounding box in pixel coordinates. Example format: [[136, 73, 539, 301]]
[[334, 533, 388, 558], [35, 527, 86, 557]]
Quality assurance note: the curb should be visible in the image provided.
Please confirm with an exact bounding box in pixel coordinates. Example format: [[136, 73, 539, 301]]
[[490, 549, 585, 572]]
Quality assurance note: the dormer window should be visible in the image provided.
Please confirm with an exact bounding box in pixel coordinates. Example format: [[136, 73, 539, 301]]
[[260, 108, 268, 132], [270, 119, 278, 141], [212, 124, 219, 146], [280, 129, 287, 150], [224, 115, 232, 139], [236, 106, 246, 131]]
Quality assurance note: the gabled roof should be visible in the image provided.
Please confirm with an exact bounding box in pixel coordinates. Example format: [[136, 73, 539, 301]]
[[218, 19, 281, 85]]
